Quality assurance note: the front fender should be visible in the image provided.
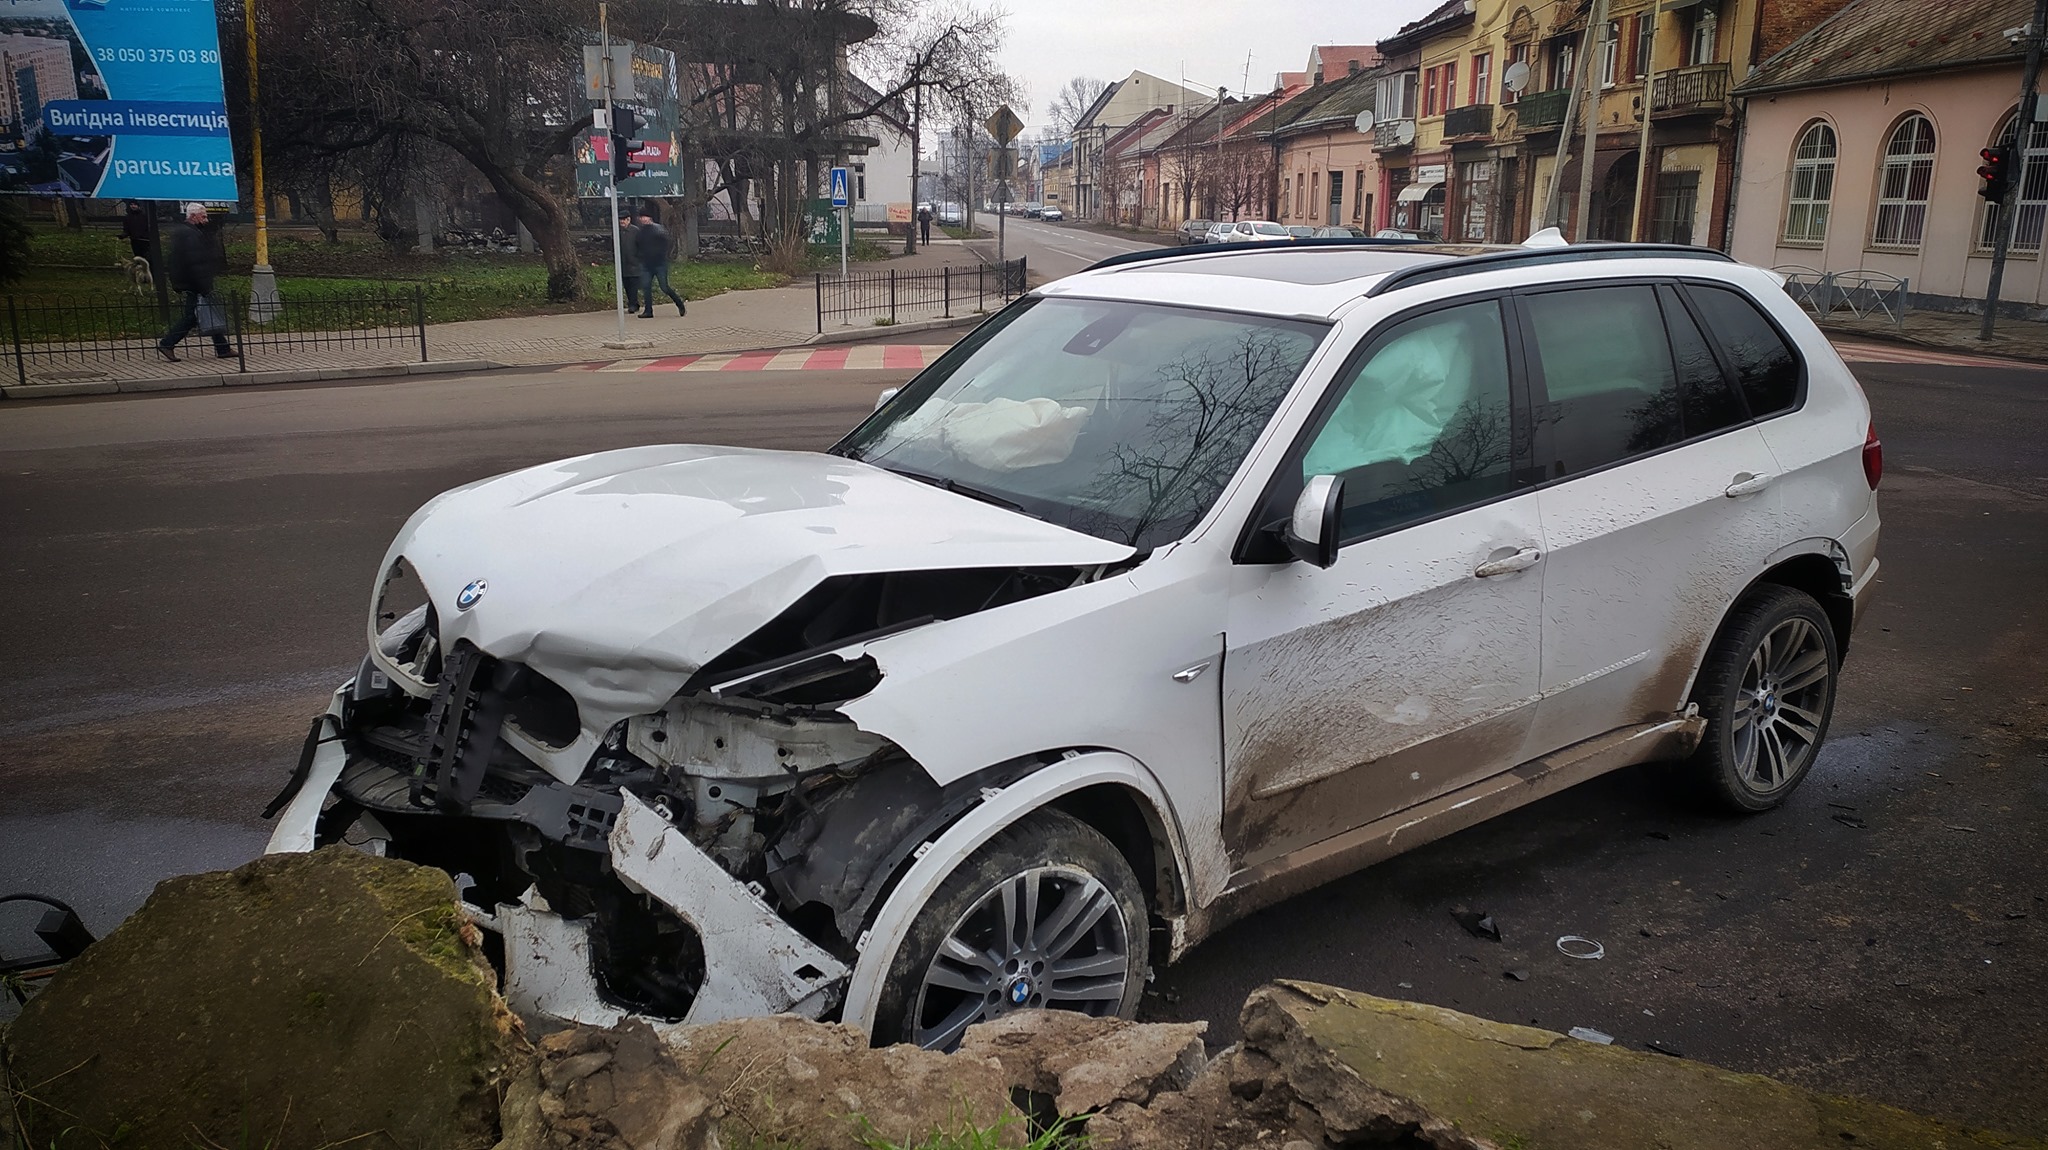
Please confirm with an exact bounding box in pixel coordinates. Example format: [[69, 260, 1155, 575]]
[[838, 748, 1191, 1035]]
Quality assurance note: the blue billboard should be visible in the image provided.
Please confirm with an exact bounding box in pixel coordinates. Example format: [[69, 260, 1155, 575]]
[[1, 0, 238, 201]]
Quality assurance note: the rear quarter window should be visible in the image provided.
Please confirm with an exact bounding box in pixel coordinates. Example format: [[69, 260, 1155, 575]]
[[1686, 284, 1803, 418]]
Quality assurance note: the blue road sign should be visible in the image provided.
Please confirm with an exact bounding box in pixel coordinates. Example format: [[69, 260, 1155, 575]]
[[829, 166, 849, 209]]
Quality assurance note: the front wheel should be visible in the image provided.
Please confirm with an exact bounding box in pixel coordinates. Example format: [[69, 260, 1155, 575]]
[[869, 808, 1149, 1051], [1684, 584, 1840, 813]]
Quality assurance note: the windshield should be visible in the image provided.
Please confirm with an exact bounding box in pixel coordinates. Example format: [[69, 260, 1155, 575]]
[[835, 297, 1327, 550]]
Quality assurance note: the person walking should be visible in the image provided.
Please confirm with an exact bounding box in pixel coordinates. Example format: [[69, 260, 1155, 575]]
[[634, 210, 685, 318], [119, 202, 151, 258], [917, 204, 933, 246], [617, 210, 645, 315], [156, 202, 232, 362]]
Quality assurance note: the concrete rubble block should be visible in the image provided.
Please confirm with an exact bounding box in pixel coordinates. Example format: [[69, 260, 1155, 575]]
[[664, 1013, 1026, 1150], [1239, 980, 2045, 1150], [0, 848, 522, 1150], [495, 1021, 720, 1150], [956, 1008, 1209, 1116]]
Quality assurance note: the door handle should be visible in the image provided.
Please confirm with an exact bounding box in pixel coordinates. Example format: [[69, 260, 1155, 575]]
[[1725, 473, 1775, 498], [1474, 547, 1542, 578]]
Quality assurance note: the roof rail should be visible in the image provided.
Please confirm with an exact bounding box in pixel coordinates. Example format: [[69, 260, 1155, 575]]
[[1362, 243, 1735, 297], [1085, 235, 1436, 273]]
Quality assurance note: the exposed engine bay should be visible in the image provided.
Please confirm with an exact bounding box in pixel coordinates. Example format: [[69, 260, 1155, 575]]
[[276, 556, 1102, 1023]]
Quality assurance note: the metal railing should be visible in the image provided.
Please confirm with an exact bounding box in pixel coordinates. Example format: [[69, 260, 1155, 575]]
[[1653, 63, 1731, 113], [1515, 88, 1573, 129], [6, 288, 428, 387], [1374, 118, 1415, 149], [1444, 103, 1495, 138], [1773, 266, 1909, 326], [815, 259, 1026, 332]]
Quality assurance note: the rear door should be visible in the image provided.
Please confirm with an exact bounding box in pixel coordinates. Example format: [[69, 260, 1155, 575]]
[[1518, 281, 1783, 756], [1222, 295, 1546, 870]]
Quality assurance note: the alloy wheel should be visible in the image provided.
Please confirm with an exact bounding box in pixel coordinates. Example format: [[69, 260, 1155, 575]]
[[1731, 615, 1833, 794]]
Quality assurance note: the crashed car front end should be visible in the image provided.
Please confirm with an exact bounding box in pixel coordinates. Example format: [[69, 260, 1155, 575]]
[[264, 445, 1136, 1027]]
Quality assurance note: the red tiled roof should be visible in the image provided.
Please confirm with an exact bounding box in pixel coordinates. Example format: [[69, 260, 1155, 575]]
[[1738, 0, 2031, 94]]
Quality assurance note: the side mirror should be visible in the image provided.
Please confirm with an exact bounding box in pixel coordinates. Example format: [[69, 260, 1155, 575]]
[[874, 387, 900, 411], [1281, 474, 1344, 568]]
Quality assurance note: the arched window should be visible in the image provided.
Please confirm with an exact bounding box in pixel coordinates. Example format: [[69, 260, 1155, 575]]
[[1782, 121, 1836, 244], [1978, 112, 2048, 252], [1872, 114, 1936, 248]]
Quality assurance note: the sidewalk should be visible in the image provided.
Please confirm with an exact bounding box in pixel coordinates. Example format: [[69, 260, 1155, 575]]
[[1818, 307, 2048, 362], [1, 240, 994, 399]]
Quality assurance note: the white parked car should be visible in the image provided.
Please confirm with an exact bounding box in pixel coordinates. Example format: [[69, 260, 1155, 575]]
[[267, 240, 1879, 1052], [1040, 206, 1064, 221], [1222, 219, 1293, 243]]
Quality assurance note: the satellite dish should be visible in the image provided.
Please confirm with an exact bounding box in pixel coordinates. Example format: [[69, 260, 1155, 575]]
[[1353, 109, 1376, 134], [1395, 119, 1416, 145], [1503, 61, 1531, 94]]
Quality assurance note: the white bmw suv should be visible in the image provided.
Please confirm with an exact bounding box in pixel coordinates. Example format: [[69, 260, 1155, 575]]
[[266, 240, 1880, 1051]]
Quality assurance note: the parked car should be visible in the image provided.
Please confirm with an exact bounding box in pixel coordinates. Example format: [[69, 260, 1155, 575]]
[[1311, 226, 1367, 238], [268, 239, 1878, 1056], [937, 204, 964, 226], [1222, 220, 1292, 243], [1178, 219, 1214, 245], [1374, 227, 1440, 241], [1040, 206, 1064, 221], [1202, 221, 1237, 244], [1287, 225, 1316, 239]]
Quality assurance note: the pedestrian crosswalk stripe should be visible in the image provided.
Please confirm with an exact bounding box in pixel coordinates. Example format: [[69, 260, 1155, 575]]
[[565, 344, 954, 374]]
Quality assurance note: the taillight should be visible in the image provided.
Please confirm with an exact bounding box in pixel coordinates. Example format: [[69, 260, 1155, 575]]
[[1862, 420, 1883, 489]]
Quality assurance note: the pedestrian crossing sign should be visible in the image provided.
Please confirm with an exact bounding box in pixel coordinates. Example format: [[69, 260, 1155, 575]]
[[830, 166, 850, 208]]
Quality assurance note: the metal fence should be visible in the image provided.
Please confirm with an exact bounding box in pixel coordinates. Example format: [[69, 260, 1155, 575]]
[[6, 287, 428, 387], [815, 258, 1026, 332], [1772, 266, 1909, 326]]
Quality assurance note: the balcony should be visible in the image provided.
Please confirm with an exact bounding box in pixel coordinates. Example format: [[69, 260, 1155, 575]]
[[1653, 63, 1730, 115], [1444, 103, 1494, 139], [1375, 118, 1415, 150], [1514, 88, 1572, 129]]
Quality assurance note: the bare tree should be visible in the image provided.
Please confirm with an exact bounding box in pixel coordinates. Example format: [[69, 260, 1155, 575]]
[[1046, 76, 1107, 141]]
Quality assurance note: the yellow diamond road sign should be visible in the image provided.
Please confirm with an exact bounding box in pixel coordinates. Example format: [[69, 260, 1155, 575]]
[[985, 105, 1024, 145]]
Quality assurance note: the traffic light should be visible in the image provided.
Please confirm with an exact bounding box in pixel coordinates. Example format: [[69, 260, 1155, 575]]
[[611, 107, 645, 183], [1979, 145, 2012, 202]]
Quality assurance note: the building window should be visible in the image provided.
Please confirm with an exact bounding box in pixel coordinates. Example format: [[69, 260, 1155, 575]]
[[1378, 71, 1418, 119], [1782, 121, 1836, 245], [1471, 53, 1491, 104], [1687, 8, 1719, 65], [1504, 43, 1530, 104], [1443, 61, 1457, 111], [1550, 38, 1577, 90], [1979, 113, 2048, 252], [1312, 171, 1321, 207], [1600, 21, 1620, 87], [1423, 66, 1439, 117], [1872, 113, 1936, 249], [1652, 171, 1699, 244], [1355, 169, 1367, 220], [1634, 15, 1653, 79], [853, 163, 867, 201]]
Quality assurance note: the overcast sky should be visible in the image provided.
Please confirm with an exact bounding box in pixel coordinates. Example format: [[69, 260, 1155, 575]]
[[1002, 0, 1448, 134]]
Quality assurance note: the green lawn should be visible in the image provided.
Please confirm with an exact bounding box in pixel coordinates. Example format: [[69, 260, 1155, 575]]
[[5, 224, 787, 339]]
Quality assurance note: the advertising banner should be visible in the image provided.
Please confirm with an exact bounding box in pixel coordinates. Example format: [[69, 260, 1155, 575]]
[[1, 0, 238, 200], [575, 43, 682, 199]]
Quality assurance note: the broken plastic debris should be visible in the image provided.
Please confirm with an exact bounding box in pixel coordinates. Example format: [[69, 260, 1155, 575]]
[[1396, 981, 1414, 990], [1504, 969, 1529, 982], [1646, 1039, 1685, 1057], [1556, 935, 1605, 960], [1567, 1027, 1614, 1044], [1450, 907, 1502, 941]]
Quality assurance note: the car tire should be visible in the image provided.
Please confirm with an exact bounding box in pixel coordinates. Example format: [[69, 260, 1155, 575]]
[[1684, 584, 1840, 813], [869, 808, 1149, 1051]]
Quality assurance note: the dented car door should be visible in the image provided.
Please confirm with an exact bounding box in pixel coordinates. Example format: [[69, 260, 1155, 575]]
[[1220, 296, 1544, 872]]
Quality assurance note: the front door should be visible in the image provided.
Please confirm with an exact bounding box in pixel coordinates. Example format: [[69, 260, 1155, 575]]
[[1222, 296, 1545, 871]]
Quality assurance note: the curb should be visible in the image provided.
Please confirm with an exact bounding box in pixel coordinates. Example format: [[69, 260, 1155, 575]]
[[806, 314, 985, 344], [1820, 321, 2048, 366], [0, 359, 503, 401]]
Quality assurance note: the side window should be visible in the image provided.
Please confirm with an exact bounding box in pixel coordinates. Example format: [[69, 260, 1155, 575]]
[[1686, 284, 1802, 418], [1659, 284, 1750, 436], [1523, 284, 1682, 476], [1300, 299, 1517, 542]]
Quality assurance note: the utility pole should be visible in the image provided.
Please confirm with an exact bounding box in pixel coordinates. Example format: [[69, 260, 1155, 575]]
[[1982, 0, 2048, 340], [906, 76, 922, 254], [598, 3, 636, 348], [1574, 0, 1612, 241], [243, 0, 279, 322], [1543, 2, 1597, 231], [1631, 6, 1661, 241]]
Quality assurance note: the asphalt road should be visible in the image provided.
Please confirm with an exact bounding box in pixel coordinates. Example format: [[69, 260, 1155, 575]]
[[967, 215, 1164, 281], [1, 352, 2043, 1135]]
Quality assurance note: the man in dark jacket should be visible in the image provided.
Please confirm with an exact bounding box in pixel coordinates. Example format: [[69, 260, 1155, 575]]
[[157, 202, 232, 362], [119, 202, 151, 258], [634, 211, 685, 317], [917, 204, 932, 245], [617, 210, 644, 314]]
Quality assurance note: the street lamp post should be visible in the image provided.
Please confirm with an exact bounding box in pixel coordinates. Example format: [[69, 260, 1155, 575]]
[[243, 0, 279, 322]]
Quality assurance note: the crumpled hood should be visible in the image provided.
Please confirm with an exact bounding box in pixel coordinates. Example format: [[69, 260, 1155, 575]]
[[383, 444, 1134, 736]]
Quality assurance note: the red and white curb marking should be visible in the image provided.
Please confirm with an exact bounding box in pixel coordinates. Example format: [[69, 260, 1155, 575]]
[[1832, 340, 2047, 370], [563, 344, 951, 374]]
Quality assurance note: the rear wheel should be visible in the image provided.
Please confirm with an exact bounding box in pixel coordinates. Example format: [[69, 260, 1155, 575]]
[[1685, 584, 1839, 812], [870, 808, 1148, 1051]]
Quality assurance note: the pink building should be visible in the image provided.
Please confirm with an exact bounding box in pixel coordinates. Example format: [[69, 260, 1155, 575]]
[[1731, 0, 2048, 308]]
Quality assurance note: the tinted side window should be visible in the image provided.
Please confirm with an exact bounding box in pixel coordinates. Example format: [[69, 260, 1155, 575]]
[[1659, 284, 1750, 436], [1524, 285, 1682, 477], [1300, 299, 1516, 542], [1688, 284, 1802, 417]]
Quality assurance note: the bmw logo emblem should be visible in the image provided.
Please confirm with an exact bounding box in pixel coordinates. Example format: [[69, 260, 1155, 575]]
[[1008, 979, 1033, 1006], [456, 579, 488, 611]]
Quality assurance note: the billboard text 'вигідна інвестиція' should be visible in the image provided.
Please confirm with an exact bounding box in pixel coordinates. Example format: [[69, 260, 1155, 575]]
[[1, 0, 238, 200]]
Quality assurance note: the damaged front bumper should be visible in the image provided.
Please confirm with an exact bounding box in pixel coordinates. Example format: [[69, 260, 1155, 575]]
[[264, 687, 854, 1028]]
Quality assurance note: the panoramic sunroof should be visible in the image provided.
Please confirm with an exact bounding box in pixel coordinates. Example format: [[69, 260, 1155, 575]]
[[1113, 247, 1459, 285]]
